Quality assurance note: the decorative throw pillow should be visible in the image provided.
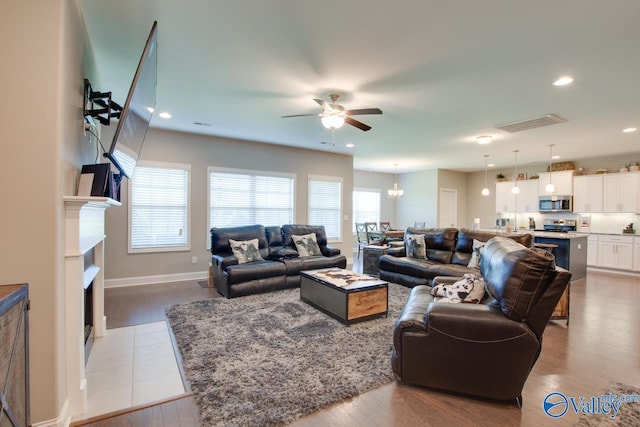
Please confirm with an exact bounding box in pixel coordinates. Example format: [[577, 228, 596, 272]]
[[430, 273, 485, 304], [292, 233, 322, 257], [229, 238, 264, 264], [405, 234, 426, 259], [467, 239, 486, 269]]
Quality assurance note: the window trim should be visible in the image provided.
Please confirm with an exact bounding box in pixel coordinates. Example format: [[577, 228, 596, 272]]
[[207, 166, 297, 249], [308, 174, 343, 243], [127, 160, 191, 254]]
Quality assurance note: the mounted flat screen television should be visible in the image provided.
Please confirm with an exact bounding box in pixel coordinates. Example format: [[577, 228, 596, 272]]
[[105, 21, 158, 179]]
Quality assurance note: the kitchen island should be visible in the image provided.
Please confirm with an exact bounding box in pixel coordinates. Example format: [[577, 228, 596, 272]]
[[532, 232, 588, 280]]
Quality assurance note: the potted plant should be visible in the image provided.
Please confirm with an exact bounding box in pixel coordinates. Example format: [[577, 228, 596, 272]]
[[496, 173, 506, 182]]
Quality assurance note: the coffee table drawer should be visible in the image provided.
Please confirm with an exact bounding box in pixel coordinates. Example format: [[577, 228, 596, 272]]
[[347, 287, 388, 320]]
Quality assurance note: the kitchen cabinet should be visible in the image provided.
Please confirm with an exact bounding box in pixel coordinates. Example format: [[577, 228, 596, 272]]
[[538, 170, 574, 195], [633, 237, 640, 272], [603, 172, 639, 213], [495, 180, 538, 213], [573, 175, 603, 212], [597, 235, 633, 270], [516, 180, 539, 213], [495, 181, 517, 213], [587, 235, 598, 266]]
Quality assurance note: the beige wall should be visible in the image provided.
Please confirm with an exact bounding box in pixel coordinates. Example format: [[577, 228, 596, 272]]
[[103, 128, 354, 280], [396, 169, 438, 228], [0, 0, 91, 423]]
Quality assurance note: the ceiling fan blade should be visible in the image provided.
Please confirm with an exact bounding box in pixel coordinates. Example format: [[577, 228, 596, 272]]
[[314, 98, 330, 110], [345, 116, 372, 131], [281, 113, 319, 118], [345, 108, 382, 116]]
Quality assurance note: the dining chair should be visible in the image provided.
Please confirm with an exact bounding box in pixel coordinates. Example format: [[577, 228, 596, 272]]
[[364, 222, 384, 245], [414, 221, 426, 228], [379, 221, 392, 232], [355, 223, 370, 257]]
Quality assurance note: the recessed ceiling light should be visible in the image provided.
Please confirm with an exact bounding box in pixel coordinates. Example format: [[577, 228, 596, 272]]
[[553, 76, 574, 86], [623, 127, 637, 133], [158, 112, 172, 119], [346, 143, 355, 148], [488, 163, 495, 167], [475, 135, 492, 144], [552, 155, 561, 159]]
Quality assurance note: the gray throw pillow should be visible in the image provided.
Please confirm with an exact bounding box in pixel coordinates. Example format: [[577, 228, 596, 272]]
[[292, 233, 322, 257], [229, 238, 264, 264], [405, 234, 426, 259]]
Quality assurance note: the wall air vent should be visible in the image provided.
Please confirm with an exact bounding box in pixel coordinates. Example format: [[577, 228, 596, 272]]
[[495, 114, 567, 133]]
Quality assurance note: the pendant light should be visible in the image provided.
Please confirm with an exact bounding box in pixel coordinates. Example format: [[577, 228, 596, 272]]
[[481, 154, 490, 196], [545, 144, 556, 193], [388, 164, 404, 198], [511, 150, 520, 194]]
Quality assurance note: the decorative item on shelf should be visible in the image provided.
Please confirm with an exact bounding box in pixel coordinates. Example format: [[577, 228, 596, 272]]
[[547, 161, 575, 172], [596, 168, 608, 174], [545, 144, 556, 193], [530, 173, 539, 179], [481, 154, 490, 196], [620, 164, 629, 173], [629, 163, 640, 172], [496, 173, 506, 182], [623, 223, 635, 234], [388, 164, 404, 199], [575, 167, 585, 176], [511, 150, 520, 194], [515, 173, 527, 181]]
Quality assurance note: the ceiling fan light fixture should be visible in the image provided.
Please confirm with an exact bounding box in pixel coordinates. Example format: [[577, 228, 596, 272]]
[[321, 115, 345, 129]]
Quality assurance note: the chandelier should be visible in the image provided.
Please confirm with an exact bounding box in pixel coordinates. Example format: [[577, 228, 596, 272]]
[[388, 164, 404, 198]]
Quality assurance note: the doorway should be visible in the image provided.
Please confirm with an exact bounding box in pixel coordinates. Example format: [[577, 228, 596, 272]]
[[438, 188, 457, 227]]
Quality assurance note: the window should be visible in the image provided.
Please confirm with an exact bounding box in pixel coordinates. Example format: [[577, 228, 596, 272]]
[[129, 161, 190, 253], [208, 167, 295, 231], [353, 188, 381, 232], [308, 175, 342, 241]]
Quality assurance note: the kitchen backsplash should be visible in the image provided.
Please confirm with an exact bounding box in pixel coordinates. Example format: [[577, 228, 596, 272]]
[[496, 212, 640, 235]]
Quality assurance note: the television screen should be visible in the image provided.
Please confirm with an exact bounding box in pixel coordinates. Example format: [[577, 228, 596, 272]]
[[105, 21, 158, 179]]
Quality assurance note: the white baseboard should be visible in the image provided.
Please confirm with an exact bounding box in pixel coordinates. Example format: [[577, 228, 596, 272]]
[[32, 398, 70, 427], [587, 266, 640, 278], [105, 271, 208, 288]]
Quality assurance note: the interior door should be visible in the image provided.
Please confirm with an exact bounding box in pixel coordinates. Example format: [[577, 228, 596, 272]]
[[438, 188, 457, 227]]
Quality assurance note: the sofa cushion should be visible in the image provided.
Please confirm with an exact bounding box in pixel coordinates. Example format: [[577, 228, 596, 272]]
[[282, 225, 329, 249], [405, 227, 457, 264], [226, 260, 286, 284], [229, 238, 264, 264], [451, 228, 534, 266], [406, 234, 426, 258], [292, 233, 322, 256], [379, 255, 437, 278], [481, 237, 557, 322], [211, 225, 269, 259]]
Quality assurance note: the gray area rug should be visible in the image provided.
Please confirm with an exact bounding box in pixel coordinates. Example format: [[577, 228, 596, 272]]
[[574, 383, 640, 426], [166, 283, 410, 426]]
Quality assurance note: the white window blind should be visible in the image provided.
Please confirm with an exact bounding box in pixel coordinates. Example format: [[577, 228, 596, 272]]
[[308, 175, 342, 241], [208, 168, 295, 229], [353, 189, 381, 232], [129, 162, 190, 252]]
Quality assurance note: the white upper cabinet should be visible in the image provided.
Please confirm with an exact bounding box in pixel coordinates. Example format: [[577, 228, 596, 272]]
[[603, 172, 640, 213], [538, 170, 574, 195], [495, 180, 538, 213], [573, 175, 603, 212], [516, 180, 539, 213], [495, 181, 517, 213]]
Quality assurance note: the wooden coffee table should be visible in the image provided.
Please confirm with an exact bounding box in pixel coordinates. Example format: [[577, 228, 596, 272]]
[[300, 268, 388, 325]]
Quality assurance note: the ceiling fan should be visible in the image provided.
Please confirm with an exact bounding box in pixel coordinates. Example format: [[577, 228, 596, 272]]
[[282, 93, 382, 131]]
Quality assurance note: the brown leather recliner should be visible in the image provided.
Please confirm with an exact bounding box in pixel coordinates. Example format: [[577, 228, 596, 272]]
[[391, 236, 571, 404]]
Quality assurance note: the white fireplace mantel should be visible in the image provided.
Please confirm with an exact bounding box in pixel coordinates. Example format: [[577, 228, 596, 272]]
[[64, 196, 120, 419]]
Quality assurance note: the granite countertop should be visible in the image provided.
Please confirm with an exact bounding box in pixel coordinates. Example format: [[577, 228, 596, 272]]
[[529, 231, 589, 239]]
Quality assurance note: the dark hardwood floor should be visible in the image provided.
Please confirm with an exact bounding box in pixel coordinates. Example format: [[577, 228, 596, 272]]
[[77, 262, 640, 426]]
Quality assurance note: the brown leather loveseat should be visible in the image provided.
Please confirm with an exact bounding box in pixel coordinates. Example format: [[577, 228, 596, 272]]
[[391, 236, 571, 404]]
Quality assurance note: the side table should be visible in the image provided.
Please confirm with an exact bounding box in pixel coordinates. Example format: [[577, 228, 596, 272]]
[[363, 245, 389, 276]]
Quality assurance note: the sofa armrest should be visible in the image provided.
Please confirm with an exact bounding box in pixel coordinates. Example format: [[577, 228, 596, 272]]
[[212, 253, 238, 271], [322, 245, 341, 256], [386, 246, 406, 257], [393, 286, 431, 351], [425, 303, 534, 342]]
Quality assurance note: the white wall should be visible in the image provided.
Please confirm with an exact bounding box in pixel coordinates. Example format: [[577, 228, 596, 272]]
[[0, 0, 91, 423], [353, 170, 397, 226], [103, 128, 354, 280], [396, 169, 438, 228]]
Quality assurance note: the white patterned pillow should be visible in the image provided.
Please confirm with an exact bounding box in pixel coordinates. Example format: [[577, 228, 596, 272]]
[[292, 233, 322, 257], [405, 234, 426, 259], [430, 273, 485, 304], [467, 239, 486, 269], [229, 238, 264, 264]]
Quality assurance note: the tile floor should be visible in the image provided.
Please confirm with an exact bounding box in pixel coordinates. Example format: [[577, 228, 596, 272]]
[[84, 321, 185, 418]]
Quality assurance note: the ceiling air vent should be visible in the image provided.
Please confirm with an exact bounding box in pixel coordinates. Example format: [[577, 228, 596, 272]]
[[495, 114, 567, 133]]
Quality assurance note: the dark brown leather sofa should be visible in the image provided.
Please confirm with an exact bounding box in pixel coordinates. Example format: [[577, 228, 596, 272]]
[[211, 224, 346, 298], [379, 227, 533, 288], [391, 236, 571, 404]]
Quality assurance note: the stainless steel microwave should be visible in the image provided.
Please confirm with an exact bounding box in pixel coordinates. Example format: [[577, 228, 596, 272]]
[[539, 195, 572, 212]]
